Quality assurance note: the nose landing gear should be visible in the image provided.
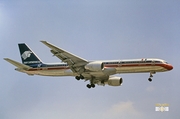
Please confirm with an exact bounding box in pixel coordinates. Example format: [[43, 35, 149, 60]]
[[148, 72, 155, 82], [148, 77, 152, 82]]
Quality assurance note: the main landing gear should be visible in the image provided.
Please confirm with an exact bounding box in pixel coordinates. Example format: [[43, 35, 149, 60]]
[[86, 84, 95, 89], [75, 75, 95, 88], [75, 75, 96, 89], [75, 75, 84, 80]]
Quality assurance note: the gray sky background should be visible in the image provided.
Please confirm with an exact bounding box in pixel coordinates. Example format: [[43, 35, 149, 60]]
[[1, 1, 179, 119]]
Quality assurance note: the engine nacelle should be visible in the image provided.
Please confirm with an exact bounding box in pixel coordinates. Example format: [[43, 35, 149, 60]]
[[85, 61, 104, 71], [107, 77, 123, 86]]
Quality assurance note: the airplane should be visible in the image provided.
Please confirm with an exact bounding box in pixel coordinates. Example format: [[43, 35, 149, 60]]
[[4, 41, 173, 88]]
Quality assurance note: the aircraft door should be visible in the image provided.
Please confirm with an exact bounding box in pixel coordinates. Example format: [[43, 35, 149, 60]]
[[118, 60, 122, 67], [151, 60, 155, 65]]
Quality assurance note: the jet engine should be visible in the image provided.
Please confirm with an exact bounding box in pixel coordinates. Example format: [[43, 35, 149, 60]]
[[107, 77, 123, 86], [85, 61, 104, 71]]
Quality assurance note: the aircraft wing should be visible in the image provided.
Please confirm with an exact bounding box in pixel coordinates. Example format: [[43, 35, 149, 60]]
[[41, 41, 88, 73], [4, 58, 31, 70]]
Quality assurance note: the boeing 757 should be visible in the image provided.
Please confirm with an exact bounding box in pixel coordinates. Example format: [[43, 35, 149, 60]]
[[4, 41, 173, 88]]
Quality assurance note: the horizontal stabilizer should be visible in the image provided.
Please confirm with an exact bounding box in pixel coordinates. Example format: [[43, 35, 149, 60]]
[[4, 58, 31, 70]]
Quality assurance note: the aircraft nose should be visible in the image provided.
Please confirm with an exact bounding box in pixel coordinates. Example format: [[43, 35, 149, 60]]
[[166, 64, 173, 70]]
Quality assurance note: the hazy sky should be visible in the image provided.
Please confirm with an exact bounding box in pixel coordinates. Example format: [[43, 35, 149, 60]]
[[1, 1, 180, 119]]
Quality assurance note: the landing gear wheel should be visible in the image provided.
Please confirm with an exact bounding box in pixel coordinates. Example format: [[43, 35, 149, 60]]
[[87, 84, 91, 89], [75, 76, 80, 80], [91, 84, 95, 88], [148, 78, 152, 82], [80, 75, 84, 79]]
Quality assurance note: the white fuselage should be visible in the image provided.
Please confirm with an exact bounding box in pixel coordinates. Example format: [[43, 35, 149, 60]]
[[18, 58, 173, 76]]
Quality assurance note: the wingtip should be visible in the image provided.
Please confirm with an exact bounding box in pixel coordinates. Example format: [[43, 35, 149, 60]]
[[40, 40, 47, 43], [4, 58, 12, 62], [4, 58, 9, 60]]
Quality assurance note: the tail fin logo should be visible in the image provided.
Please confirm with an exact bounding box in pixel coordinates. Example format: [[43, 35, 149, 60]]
[[21, 51, 32, 60]]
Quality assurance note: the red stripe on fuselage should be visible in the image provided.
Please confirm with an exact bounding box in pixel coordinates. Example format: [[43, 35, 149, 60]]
[[27, 63, 173, 71], [28, 66, 69, 71], [104, 63, 173, 70]]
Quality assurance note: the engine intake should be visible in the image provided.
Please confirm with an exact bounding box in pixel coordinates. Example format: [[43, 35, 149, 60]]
[[107, 77, 123, 86], [85, 61, 104, 71]]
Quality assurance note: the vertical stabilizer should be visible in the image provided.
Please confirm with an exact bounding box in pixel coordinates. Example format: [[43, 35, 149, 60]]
[[18, 43, 42, 66]]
